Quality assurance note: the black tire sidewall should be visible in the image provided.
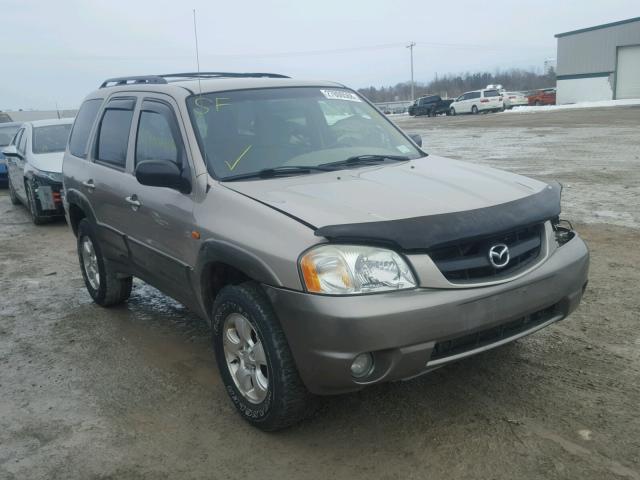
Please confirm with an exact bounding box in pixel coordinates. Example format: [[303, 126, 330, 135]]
[[77, 219, 109, 304], [211, 286, 278, 426], [8, 176, 20, 204]]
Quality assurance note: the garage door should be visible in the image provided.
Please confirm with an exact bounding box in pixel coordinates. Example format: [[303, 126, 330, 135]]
[[616, 45, 640, 99]]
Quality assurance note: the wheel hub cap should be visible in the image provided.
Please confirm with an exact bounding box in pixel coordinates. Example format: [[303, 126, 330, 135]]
[[223, 313, 269, 404], [80, 236, 100, 290]]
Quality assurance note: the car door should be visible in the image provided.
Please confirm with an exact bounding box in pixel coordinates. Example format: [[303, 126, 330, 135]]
[[6, 128, 23, 195], [87, 96, 140, 268], [459, 93, 471, 113], [14, 126, 29, 199], [123, 95, 197, 302]]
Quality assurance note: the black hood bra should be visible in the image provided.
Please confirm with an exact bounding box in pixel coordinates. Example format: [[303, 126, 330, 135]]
[[314, 182, 562, 251]]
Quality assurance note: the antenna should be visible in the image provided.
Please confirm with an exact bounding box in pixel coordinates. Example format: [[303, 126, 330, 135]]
[[192, 9, 202, 94], [55, 102, 61, 119]]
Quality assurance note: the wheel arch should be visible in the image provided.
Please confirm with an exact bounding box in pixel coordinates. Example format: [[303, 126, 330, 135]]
[[65, 189, 97, 237], [197, 239, 284, 321]]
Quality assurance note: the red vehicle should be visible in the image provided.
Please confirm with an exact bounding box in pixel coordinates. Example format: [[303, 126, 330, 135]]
[[528, 88, 556, 106]]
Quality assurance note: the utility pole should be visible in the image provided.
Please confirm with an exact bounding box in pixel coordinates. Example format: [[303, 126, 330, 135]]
[[407, 41, 416, 101]]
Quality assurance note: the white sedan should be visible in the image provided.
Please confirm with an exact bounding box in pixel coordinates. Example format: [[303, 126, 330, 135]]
[[2, 118, 73, 224], [503, 92, 529, 109]]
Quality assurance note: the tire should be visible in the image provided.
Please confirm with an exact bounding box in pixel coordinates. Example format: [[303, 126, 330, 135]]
[[212, 282, 316, 431], [25, 180, 48, 225], [8, 176, 20, 205], [77, 218, 132, 307], [535, 100, 541, 106], [471, 105, 478, 114], [450, 107, 456, 116]]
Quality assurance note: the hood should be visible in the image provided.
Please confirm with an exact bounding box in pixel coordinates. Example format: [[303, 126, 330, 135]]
[[222, 155, 549, 229], [30, 152, 64, 174]]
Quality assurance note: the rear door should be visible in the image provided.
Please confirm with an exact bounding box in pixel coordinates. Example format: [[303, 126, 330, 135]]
[[88, 96, 139, 267], [123, 95, 197, 301]]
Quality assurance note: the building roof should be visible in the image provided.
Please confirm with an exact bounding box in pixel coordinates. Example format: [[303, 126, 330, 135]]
[[555, 16, 640, 38]]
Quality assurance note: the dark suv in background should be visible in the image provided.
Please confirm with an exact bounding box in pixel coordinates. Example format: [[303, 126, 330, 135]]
[[408, 95, 454, 117]]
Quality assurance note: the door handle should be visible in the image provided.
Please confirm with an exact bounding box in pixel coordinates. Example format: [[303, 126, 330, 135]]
[[83, 179, 95, 190], [125, 195, 141, 210]]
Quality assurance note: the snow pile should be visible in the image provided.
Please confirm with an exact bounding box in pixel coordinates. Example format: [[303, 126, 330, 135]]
[[505, 98, 640, 113]]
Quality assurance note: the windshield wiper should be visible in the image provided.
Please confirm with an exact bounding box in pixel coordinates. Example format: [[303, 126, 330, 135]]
[[318, 154, 410, 170], [221, 165, 331, 182]]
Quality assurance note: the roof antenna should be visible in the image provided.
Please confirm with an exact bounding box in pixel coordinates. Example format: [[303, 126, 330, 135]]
[[192, 9, 202, 94]]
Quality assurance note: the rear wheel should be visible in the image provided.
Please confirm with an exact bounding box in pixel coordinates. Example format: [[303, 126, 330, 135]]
[[8, 176, 20, 205], [535, 100, 542, 106], [212, 282, 316, 431], [471, 105, 478, 114], [77, 218, 132, 307]]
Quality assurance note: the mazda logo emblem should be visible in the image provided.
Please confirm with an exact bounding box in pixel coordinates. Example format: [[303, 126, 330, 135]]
[[488, 244, 510, 268]]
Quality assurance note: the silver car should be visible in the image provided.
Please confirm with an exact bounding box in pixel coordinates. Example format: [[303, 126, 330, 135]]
[[62, 72, 589, 431], [3, 118, 73, 224]]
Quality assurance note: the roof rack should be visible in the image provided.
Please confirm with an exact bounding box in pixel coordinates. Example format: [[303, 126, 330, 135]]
[[100, 76, 167, 88], [99, 72, 290, 88]]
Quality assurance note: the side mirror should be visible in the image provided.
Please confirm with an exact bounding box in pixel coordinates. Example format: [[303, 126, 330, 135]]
[[408, 133, 422, 147], [135, 160, 191, 194], [2, 145, 20, 158]]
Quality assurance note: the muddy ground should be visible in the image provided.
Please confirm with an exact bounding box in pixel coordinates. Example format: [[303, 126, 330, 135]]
[[1, 107, 639, 479]]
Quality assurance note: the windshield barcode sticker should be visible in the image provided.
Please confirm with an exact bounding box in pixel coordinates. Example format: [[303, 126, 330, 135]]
[[320, 89, 361, 102]]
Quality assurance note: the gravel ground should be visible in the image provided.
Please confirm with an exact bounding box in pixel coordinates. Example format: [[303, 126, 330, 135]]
[[1, 106, 639, 479]]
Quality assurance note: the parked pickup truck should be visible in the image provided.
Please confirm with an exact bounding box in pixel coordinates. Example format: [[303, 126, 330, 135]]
[[408, 95, 454, 117]]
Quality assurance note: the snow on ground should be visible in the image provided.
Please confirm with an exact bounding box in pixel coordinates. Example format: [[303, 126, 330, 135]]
[[505, 98, 640, 114]]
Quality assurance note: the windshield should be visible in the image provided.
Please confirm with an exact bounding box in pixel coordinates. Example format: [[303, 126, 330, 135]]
[[186, 87, 422, 180], [0, 125, 19, 147], [32, 124, 72, 154]]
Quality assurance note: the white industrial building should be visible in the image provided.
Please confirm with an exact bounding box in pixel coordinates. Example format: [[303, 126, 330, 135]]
[[555, 17, 640, 104]]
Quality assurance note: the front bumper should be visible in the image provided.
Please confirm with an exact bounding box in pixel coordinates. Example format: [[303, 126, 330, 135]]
[[265, 234, 589, 395]]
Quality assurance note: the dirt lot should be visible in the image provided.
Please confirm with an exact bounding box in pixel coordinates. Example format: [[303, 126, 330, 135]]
[[1, 107, 639, 480]]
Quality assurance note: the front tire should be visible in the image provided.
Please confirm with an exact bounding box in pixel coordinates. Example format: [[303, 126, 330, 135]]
[[8, 176, 20, 205], [450, 107, 456, 116], [212, 282, 315, 431], [77, 218, 132, 307]]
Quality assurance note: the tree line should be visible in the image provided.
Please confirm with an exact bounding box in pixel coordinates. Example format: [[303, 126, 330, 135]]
[[358, 68, 556, 102]]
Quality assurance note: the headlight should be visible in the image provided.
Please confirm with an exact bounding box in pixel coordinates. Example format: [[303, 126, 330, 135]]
[[300, 245, 417, 295]]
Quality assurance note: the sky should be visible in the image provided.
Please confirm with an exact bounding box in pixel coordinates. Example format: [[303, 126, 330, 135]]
[[1, 0, 638, 110]]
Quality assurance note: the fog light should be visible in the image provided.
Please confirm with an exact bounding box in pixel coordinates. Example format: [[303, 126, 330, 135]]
[[351, 353, 374, 378]]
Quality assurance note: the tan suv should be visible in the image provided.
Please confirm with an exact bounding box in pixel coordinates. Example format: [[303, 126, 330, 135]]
[[62, 72, 589, 430]]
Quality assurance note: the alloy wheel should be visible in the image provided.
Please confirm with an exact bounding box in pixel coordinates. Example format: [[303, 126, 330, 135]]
[[223, 312, 269, 404], [80, 236, 100, 290]]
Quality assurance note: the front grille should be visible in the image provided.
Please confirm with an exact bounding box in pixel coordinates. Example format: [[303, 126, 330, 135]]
[[429, 303, 561, 362], [428, 223, 544, 282]]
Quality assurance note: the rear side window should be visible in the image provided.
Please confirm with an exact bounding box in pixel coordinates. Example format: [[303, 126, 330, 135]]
[[69, 99, 103, 158], [95, 98, 135, 168]]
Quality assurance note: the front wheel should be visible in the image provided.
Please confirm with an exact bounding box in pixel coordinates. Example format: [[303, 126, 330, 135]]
[[8, 176, 20, 205], [77, 218, 132, 307], [450, 107, 456, 116], [212, 282, 316, 431]]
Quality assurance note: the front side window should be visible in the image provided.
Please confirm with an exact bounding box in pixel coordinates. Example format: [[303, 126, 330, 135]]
[[32, 124, 72, 154], [186, 87, 422, 180], [0, 125, 19, 147], [135, 101, 183, 166], [95, 98, 135, 168]]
